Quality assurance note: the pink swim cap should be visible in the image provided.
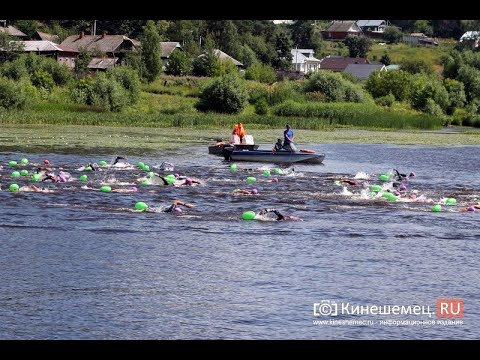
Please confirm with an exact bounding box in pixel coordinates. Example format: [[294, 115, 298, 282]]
[[251, 188, 258, 194], [272, 178, 279, 182], [185, 178, 193, 185], [467, 206, 476, 212], [131, 186, 138, 192], [174, 207, 182, 212], [399, 185, 407, 191]]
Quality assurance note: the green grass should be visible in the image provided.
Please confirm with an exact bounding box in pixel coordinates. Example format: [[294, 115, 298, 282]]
[[369, 39, 456, 72], [272, 101, 444, 129]]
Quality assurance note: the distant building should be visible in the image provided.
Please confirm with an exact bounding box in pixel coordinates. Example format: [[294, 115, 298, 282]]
[[273, 20, 294, 25], [322, 21, 362, 40], [459, 31, 480, 48], [160, 41, 182, 68], [356, 20, 388, 34], [32, 31, 60, 44], [403, 33, 438, 47], [291, 48, 322, 74], [17, 40, 78, 69], [0, 20, 27, 37], [320, 55, 371, 72], [60, 32, 138, 70], [343, 63, 385, 80], [198, 49, 244, 69]]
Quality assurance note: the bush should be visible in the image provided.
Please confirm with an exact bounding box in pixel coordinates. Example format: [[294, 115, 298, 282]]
[[383, 26, 403, 44], [423, 98, 444, 116], [245, 63, 276, 84], [254, 98, 269, 115], [247, 81, 271, 103], [90, 73, 129, 112], [410, 73, 449, 113], [269, 80, 304, 105], [365, 70, 412, 101], [0, 59, 28, 80], [305, 71, 371, 103], [399, 58, 434, 75], [0, 76, 27, 110], [30, 70, 55, 91], [196, 73, 248, 114], [106, 66, 141, 105], [165, 50, 192, 76], [375, 93, 395, 107]]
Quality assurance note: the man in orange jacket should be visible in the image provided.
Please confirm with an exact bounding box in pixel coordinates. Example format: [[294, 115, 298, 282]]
[[232, 122, 246, 143]]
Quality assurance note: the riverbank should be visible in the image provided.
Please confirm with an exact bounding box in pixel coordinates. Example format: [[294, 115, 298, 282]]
[[1, 125, 479, 155]]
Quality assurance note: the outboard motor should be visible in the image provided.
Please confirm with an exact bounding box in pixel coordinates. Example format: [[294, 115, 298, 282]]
[[222, 145, 235, 161]]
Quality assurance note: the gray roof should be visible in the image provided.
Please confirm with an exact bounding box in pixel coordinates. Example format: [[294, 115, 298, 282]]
[[88, 57, 119, 70], [161, 41, 181, 58], [0, 25, 27, 37], [344, 63, 385, 80], [356, 20, 386, 28], [35, 31, 60, 43], [214, 49, 243, 66], [324, 21, 361, 33], [60, 34, 137, 53], [20, 40, 78, 53]]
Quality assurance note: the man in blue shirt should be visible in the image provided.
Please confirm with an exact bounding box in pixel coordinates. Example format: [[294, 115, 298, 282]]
[[283, 124, 297, 152]]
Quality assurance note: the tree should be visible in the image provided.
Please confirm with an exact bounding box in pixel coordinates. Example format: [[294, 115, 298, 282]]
[[245, 63, 276, 84], [383, 26, 403, 44], [0, 33, 24, 64], [273, 29, 293, 70], [141, 20, 162, 83], [413, 20, 433, 37], [380, 53, 391, 66], [14, 20, 38, 39], [74, 48, 92, 78], [165, 50, 192, 76], [237, 45, 258, 68], [344, 35, 371, 58], [192, 36, 218, 77]]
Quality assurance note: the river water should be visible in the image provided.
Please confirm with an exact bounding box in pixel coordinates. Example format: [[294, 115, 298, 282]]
[[0, 142, 478, 339]]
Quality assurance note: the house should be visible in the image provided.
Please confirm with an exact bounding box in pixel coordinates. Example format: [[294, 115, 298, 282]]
[[343, 63, 385, 80], [319, 55, 370, 72], [356, 20, 388, 34], [459, 31, 480, 48], [60, 32, 138, 69], [160, 41, 182, 68], [18, 40, 78, 69], [403, 33, 438, 47], [321, 21, 362, 40], [32, 31, 60, 44], [291, 48, 322, 74], [0, 20, 27, 37], [198, 49, 244, 69]]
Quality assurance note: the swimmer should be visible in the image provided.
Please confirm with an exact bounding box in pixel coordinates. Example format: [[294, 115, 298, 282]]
[[458, 205, 480, 212], [233, 188, 258, 195], [175, 177, 201, 186], [112, 156, 127, 165], [163, 200, 194, 212], [255, 208, 302, 221]]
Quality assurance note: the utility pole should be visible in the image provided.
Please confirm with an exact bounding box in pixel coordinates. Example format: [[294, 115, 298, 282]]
[[93, 20, 96, 36]]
